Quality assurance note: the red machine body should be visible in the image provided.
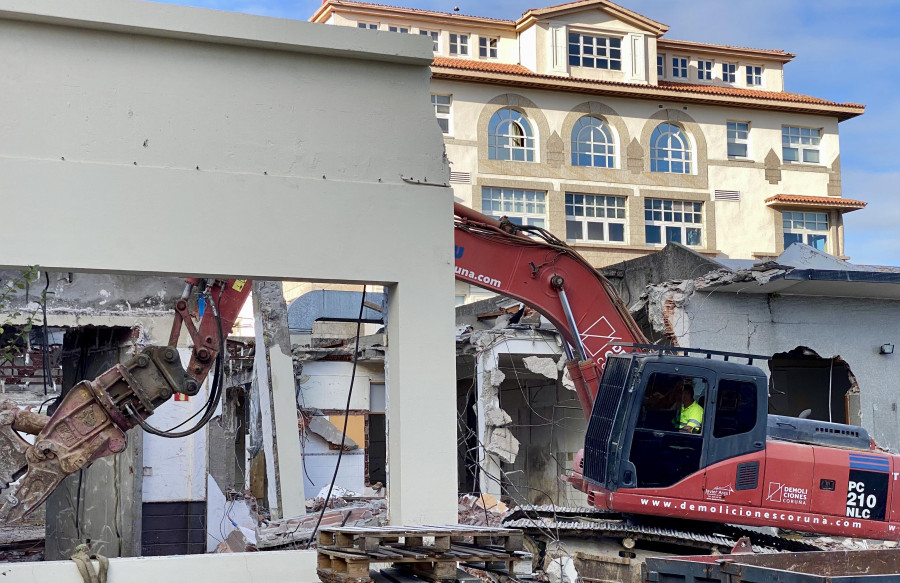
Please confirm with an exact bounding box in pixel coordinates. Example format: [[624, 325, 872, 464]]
[[453, 203, 900, 541]]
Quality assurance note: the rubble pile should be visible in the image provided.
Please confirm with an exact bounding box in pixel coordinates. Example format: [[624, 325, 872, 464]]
[[458, 494, 507, 527], [257, 496, 387, 549]]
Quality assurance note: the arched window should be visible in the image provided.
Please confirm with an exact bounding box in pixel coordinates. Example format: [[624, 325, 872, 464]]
[[488, 108, 535, 162], [650, 123, 692, 174], [571, 116, 615, 168]]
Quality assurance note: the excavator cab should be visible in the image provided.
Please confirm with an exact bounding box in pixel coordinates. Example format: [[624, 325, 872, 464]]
[[583, 351, 767, 495]]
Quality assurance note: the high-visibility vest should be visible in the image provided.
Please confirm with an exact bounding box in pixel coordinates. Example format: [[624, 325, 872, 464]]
[[679, 402, 704, 432]]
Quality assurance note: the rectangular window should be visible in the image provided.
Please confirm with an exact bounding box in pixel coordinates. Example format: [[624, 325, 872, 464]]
[[388, 24, 409, 33], [723, 62, 736, 83], [644, 199, 702, 246], [746, 65, 763, 86], [698, 60, 713, 80], [727, 121, 750, 158], [657, 54, 665, 77], [357, 22, 378, 30], [565, 193, 626, 243], [568, 32, 622, 71], [449, 33, 469, 56], [782, 126, 821, 163], [482, 187, 547, 227], [783, 211, 828, 251], [419, 29, 440, 52], [672, 56, 688, 79], [431, 94, 451, 134], [479, 36, 499, 59]]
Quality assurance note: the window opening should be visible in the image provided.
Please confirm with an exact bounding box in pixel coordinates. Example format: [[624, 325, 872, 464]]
[[672, 56, 688, 79], [783, 211, 828, 251], [723, 62, 736, 83], [727, 121, 750, 158], [431, 94, 452, 134], [746, 65, 763, 86], [568, 32, 622, 70], [449, 33, 469, 56], [488, 108, 535, 162], [645, 198, 702, 246], [698, 60, 713, 80], [713, 379, 758, 438], [571, 116, 615, 168], [479, 36, 498, 58], [565, 193, 626, 243], [650, 123, 691, 174], [482, 187, 546, 227], [782, 126, 821, 163]]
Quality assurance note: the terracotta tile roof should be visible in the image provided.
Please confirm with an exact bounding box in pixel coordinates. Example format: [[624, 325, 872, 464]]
[[430, 58, 866, 114], [657, 38, 795, 60], [314, 0, 514, 24], [656, 81, 863, 108], [765, 194, 867, 210], [432, 57, 533, 75]]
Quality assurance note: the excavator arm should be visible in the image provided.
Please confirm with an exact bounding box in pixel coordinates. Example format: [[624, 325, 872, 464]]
[[454, 203, 646, 416]]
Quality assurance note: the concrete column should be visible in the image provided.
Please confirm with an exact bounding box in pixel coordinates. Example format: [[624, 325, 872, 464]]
[[384, 283, 458, 524], [252, 281, 304, 520], [475, 346, 503, 497]]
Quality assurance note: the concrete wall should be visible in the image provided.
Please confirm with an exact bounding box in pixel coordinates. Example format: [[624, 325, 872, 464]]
[[0, 0, 457, 540], [0, 549, 320, 583], [670, 293, 900, 450]]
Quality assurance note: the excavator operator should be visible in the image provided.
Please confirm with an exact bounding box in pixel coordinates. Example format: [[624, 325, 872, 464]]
[[677, 385, 703, 433]]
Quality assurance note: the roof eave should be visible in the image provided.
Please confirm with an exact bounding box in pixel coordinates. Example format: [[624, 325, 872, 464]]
[[656, 39, 795, 63], [311, 0, 515, 28], [430, 67, 866, 121], [765, 198, 867, 213]]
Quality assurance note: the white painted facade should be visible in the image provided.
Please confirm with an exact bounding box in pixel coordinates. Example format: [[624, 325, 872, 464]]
[[0, 4, 458, 566]]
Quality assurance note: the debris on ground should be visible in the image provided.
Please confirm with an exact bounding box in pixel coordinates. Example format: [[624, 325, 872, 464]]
[[257, 498, 386, 549], [458, 494, 506, 527]]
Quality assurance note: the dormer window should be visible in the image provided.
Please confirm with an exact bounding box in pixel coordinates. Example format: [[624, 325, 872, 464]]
[[723, 63, 736, 83], [568, 32, 622, 71], [746, 65, 763, 86], [479, 36, 499, 59], [450, 33, 469, 56], [671, 57, 688, 79]]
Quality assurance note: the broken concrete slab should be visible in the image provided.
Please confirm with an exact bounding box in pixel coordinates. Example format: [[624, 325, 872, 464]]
[[484, 408, 512, 428], [486, 427, 519, 464], [308, 416, 359, 450], [257, 499, 386, 549], [523, 356, 558, 380]]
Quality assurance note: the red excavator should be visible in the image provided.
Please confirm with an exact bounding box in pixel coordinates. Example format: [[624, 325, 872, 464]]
[[1, 204, 898, 546]]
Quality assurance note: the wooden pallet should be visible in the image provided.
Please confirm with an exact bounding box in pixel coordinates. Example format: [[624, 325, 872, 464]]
[[316, 525, 529, 583]]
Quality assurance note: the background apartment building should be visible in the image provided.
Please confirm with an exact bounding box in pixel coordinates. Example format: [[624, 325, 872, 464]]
[[311, 0, 865, 303]]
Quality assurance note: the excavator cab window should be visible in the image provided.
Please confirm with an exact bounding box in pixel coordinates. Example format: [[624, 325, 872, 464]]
[[630, 372, 709, 488]]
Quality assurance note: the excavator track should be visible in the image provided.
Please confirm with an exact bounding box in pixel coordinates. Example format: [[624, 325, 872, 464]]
[[502, 505, 822, 555]]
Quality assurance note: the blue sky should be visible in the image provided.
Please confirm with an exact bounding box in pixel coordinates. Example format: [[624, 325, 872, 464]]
[[153, 0, 900, 266]]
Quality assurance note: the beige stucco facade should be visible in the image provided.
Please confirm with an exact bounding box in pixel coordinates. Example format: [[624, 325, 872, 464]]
[[313, 1, 864, 305]]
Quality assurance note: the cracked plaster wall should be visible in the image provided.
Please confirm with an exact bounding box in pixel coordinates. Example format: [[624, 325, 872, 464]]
[[642, 284, 900, 449]]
